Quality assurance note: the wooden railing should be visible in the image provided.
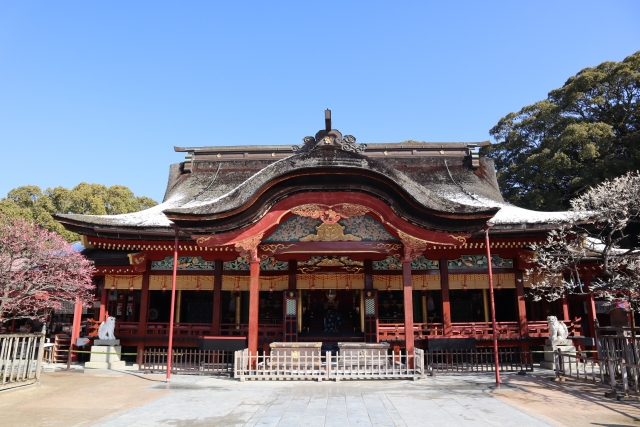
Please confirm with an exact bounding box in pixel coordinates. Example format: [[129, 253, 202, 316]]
[[220, 324, 283, 341], [233, 348, 425, 381], [427, 348, 533, 373], [378, 323, 444, 341], [141, 348, 234, 375], [0, 331, 46, 391], [116, 322, 213, 338], [378, 319, 582, 341], [114, 322, 283, 341]]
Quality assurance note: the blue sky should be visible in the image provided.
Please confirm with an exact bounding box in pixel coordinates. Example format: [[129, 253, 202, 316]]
[[1, 1, 639, 203]]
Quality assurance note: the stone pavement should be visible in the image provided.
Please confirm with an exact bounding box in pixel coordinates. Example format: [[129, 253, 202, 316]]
[[2, 367, 640, 426], [95, 375, 552, 427]]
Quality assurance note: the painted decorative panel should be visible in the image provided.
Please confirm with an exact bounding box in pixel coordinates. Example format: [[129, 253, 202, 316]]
[[298, 256, 364, 268], [411, 256, 439, 270], [264, 214, 398, 242], [260, 256, 289, 271], [263, 216, 322, 242], [372, 256, 402, 270], [340, 215, 399, 241], [223, 256, 289, 271], [151, 256, 215, 270], [372, 255, 439, 270], [447, 254, 513, 269]]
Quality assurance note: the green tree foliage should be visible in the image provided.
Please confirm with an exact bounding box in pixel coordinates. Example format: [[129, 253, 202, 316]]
[[0, 183, 158, 242], [483, 51, 640, 211]]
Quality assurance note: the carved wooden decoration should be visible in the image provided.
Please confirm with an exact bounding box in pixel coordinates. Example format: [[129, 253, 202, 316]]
[[234, 233, 264, 262], [299, 223, 362, 242]]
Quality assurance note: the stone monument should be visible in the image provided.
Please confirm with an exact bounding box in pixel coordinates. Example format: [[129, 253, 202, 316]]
[[84, 317, 127, 370], [540, 316, 576, 370]]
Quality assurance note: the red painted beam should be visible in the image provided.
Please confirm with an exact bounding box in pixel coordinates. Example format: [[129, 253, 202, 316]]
[[194, 192, 470, 248]]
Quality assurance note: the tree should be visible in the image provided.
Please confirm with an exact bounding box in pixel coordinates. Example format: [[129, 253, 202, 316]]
[[483, 51, 640, 211], [0, 183, 158, 242], [0, 215, 95, 322], [529, 171, 640, 310]]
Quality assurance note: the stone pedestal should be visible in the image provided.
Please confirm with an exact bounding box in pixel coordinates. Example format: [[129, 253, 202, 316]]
[[84, 339, 126, 370], [539, 338, 576, 370]]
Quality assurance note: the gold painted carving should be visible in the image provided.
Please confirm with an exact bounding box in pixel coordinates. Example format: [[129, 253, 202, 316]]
[[259, 243, 295, 254], [196, 235, 215, 246], [337, 204, 370, 217], [449, 235, 467, 245], [316, 258, 346, 267], [370, 243, 403, 252], [397, 230, 428, 251], [298, 267, 320, 274], [343, 266, 363, 273], [290, 203, 370, 224], [234, 233, 264, 262], [299, 223, 362, 242]]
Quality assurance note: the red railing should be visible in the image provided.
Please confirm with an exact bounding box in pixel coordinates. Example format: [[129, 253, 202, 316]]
[[115, 322, 213, 338], [220, 323, 283, 341], [377, 318, 582, 341]]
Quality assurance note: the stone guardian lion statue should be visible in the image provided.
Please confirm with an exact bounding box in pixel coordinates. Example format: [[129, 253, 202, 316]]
[[98, 316, 116, 340], [547, 315, 568, 341]]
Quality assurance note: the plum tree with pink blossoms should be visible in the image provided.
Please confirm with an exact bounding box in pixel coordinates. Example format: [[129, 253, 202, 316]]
[[0, 215, 95, 322], [529, 171, 640, 310]]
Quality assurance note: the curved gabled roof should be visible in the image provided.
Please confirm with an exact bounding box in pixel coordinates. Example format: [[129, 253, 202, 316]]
[[53, 131, 573, 240]]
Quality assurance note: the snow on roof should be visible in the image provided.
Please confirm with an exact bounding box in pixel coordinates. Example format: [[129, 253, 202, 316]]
[[437, 190, 577, 225]]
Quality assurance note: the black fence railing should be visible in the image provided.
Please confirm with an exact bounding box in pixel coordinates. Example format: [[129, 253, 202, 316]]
[[427, 348, 533, 373], [141, 348, 234, 375]]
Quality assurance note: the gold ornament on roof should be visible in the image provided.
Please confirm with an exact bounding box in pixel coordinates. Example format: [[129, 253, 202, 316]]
[[290, 203, 370, 224], [299, 223, 362, 242]]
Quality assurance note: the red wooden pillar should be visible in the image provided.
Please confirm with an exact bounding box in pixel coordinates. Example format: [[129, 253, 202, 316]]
[[248, 253, 261, 355], [402, 251, 414, 355], [561, 296, 570, 321], [69, 298, 83, 363], [137, 268, 150, 365], [166, 231, 179, 383], [439, 258, 452, 336], [99, 281, 108, 322], [212, 260, 223, 335], [514, 267, 529, 352]]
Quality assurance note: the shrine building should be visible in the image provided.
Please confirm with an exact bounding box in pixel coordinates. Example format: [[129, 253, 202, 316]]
[[54, 113, 596, 358]]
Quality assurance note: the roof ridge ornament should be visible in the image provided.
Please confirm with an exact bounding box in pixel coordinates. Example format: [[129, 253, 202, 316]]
[[292, 109, 366, 154]]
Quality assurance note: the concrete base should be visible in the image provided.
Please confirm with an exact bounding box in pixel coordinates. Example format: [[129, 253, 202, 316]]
[[94, 339, 120, 346], [545, 339, 573, 346], [543, 345, 576, 362], [541, 339, 578, 370], [84, 341, 128, 371]]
